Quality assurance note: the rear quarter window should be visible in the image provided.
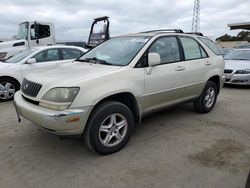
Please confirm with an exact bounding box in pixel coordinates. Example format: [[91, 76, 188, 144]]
[[62, 48, 83, 60], [198, 37, 221, 55]]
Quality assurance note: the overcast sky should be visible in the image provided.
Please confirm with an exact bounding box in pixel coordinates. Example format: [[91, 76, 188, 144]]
[[0, 0, 249, 41]]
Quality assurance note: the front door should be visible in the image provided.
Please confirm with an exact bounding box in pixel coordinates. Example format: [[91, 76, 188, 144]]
[[143, 36, 187, 113], [21, 48, 61, 79]]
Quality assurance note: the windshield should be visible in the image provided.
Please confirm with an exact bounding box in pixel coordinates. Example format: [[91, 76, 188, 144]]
[[78, 36, 151, 66], [17, 22, 29, 40], [5, 49, 37, 63], [224, 50, 250, 61]]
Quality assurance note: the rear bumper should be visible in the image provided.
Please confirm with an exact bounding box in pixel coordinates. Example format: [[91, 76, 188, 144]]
[[14, 91, 93, 135]]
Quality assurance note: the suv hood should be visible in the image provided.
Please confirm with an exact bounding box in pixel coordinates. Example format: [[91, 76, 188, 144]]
[[0, 39, 26, 50], [225, 60, 250, 70], [25, 61, 123, 87]]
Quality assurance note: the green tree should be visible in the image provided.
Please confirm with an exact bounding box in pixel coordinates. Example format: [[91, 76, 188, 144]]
[[216, 31, 250, 42]]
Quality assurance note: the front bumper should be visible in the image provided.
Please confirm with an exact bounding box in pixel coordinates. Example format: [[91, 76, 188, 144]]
[[14, 91, 93, 135], [224, 73, 250, 85]]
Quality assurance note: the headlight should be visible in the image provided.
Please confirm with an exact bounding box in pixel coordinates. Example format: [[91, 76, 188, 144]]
[[39, 87, 79, 110], [235, 70, 250, 74], [0, 52, 7, 59]]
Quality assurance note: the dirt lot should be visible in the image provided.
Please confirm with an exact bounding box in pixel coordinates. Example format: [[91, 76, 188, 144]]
[[0, 86, 249, 188]]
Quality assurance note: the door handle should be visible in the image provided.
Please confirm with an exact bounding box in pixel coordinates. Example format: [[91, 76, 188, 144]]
[[175, 66, 185, 71], [205, 61, 211, 65]]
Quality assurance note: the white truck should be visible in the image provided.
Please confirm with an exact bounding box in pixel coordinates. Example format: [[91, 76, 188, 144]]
[[0, 21, 56, 61], [0, 17, 110, 61]]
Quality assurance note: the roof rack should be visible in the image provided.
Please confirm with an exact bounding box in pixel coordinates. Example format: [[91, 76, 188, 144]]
[[141, 29, 184, 34], [185, 32, 204, 36]]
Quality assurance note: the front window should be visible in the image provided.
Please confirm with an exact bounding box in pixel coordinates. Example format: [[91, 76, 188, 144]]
[[78, 36, 151, 66], [33, 49, 60, 62], [5, 49, 38, 63], [17, 22, 29, 40], [149, 37, 181, 64], [30, 24, 51, 40], [224, 50, 250, 61]]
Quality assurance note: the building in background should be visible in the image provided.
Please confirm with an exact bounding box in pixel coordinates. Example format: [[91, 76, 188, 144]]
[[217, 22, 250, 48]]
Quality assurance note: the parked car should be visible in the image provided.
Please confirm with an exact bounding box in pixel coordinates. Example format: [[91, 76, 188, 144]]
[[236, 44, 250, 49], [14, 30, 225, 154], [220, 48, 234, 56], [224, 49, 250, 85], [0, 45, 86, 102]]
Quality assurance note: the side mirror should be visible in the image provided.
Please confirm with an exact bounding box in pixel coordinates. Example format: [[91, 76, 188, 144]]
[[26, 58, 36, 64], [148, 53, 161, 66]]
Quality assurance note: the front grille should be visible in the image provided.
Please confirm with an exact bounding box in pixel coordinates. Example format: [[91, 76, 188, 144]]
[[224, 69, 233, 74], [22, 78, 42, 97]]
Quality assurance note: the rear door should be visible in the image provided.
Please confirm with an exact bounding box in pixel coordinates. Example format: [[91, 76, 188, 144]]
[[178, 36, 210, 98], [143, 36, 187, 113]]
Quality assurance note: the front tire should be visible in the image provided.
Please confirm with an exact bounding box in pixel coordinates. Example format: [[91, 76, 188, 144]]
[[193, 81, 218, 113], [84, 101, 135, 155], [0, 78, 20, 102]]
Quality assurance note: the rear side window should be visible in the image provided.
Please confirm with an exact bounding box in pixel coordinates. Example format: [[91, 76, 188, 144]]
[[180, 37, 208, 60], [62, 48, 83, 60], [199, 37, 221, 55]]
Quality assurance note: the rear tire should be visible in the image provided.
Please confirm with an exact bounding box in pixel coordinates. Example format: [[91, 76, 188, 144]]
[[0, 78, 20, 102], [193, 81, 218, 113], [84, 101, 135, 155]]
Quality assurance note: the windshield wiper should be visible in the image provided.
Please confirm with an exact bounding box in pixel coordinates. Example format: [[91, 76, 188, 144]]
[[74, 58, 90, 62], [85, 57, 114, 65]]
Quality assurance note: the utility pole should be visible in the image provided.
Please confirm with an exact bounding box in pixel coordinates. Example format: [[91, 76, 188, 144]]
[[192, 0, 200, 32]]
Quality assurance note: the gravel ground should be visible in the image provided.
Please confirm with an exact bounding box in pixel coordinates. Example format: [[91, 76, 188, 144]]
[[0, 86, 249, 188]]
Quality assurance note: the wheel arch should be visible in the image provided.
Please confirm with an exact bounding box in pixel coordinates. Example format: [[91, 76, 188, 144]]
[[0, 76, 21, 88], [207, 75, 220, 93], [89, 92, 141, 125]]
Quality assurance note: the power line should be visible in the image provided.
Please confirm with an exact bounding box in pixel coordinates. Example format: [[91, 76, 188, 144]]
[[36, 5, 48, 21]]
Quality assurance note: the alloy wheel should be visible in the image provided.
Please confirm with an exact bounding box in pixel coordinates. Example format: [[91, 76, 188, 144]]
[[0, 82, 16, 100], [204, 87, 215, 108], [99, 113, 128, 147]]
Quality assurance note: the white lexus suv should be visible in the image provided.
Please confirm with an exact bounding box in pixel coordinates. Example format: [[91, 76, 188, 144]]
[[14, 30, 225, 154]]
